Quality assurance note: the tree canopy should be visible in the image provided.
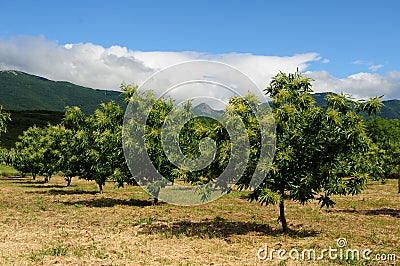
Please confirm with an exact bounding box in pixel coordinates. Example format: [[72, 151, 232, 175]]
[[247, 71, 383, 232], [3, 72, 390, 232], [0, 105, 11, 163]]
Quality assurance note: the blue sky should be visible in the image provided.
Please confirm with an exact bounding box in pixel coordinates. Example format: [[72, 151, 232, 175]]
[[0, 0, 399, 99]]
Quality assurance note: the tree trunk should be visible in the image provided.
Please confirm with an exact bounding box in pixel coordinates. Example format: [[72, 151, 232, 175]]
[[153, 187, 160, 205], [44, 176, 49, 183], [98, 183, 103, 194], [398, 164, 400, 193], [66, 177, 72, 187], [279, 199, 288, 233], [32, 173, 36, 180]]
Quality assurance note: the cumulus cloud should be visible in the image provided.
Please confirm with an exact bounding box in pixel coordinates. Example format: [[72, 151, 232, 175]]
[[0, 36, 319, 92], [0, 36, 153, 90], [305, 70, 400, 100], [0, 36, 399, 100]]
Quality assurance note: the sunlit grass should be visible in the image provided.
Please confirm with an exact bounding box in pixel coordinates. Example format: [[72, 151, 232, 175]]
[[0, 164, 19, 176], [0, 175, 398, 265]]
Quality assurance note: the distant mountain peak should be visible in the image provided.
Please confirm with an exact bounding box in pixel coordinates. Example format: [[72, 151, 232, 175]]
[[193, 103, 224, 118], [0, 70, 22, 76]]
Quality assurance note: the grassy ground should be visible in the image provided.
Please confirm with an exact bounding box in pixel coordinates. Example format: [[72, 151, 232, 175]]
[[0, 174, 398, 265], [0, 165, 19, 177]]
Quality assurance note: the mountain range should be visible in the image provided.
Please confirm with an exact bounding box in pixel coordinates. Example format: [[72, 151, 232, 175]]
[[1, 70, 400, 148], [311, 92, 400, 119], [0, 70, 126, 114], [2, 70, 400, 119]]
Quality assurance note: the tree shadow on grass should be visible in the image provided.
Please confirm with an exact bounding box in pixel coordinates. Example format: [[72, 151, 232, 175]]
[[333, 208, 400, 218], [62, 198, 158, 208], [138, 217, 318, 239], [3, 176, 66, 187], [2, 177, 43, 184], [0, 175, 25, 180], [23, 184, 67, 189], [9, 179, 48, 185], [7, 178, 67, 188], [27, 189, 99, 195], [1, 175, 46, 182]]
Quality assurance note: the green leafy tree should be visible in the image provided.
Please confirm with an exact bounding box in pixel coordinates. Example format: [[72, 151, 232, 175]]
[[79, 101, 127, 193], [38, 125, 63, 182], [58, 107, 88, 186], [0, 105, 10, 138], [0, 149, 7, 165], [173, 113, 229, 188], [178, 93, 275, 201], [0, 106, 11, 163], [10, 126, 43, 179], [123, 82, 275, 203], [43, 124, 78, 186], [10, 125, 61, 181], [245, 71, 383, 232], [122, 84, 177, 202], [366, 117, 400, 193]]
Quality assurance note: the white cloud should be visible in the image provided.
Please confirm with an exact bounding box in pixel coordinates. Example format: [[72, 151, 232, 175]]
[[369, 64, 384, 72], [352, 60, 365, 65], [0, 36, 319, 92], [352, 60, 384, 72], [0, 36, 399, 101], [0, 36, 153, 90], [305, 70, 400, 100]]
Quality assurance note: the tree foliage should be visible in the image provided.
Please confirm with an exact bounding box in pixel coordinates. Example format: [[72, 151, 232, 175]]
[[366, 117, 400, 193], [79, 101, 128, 192], [0, 105, 11, 163], [0, 105, 10, 138], [58, 107, 87, 186], [122, 84, 178, 202], [248, 71, 383, 232], [9, 102, 129, 191], [5, 73, 389, 232], [10, 126, 57, 180], [366, 117, 400, 176]]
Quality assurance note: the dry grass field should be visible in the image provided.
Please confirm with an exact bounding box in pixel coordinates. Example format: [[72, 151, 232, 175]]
[[0, 172, 399, 265]]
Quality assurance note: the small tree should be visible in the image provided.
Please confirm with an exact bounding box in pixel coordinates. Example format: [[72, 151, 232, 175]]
[[43, 124, 78, 186], [0, 106, 10, 165], [246, 71, 383, 232], [38, 126, 63, 182], [10, 126, 43, 179], [366, 117, 400, 193], [0, 106, 10, 155], [122, 84, 177, 202], [0, 105, 10, 137], [58, 107, 88, 186], [10, 125, 62, 181], [79, 101, 126, 193]]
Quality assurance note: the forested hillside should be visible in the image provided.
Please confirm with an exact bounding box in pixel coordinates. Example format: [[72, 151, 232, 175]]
[[0, 70, 126, 113]]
